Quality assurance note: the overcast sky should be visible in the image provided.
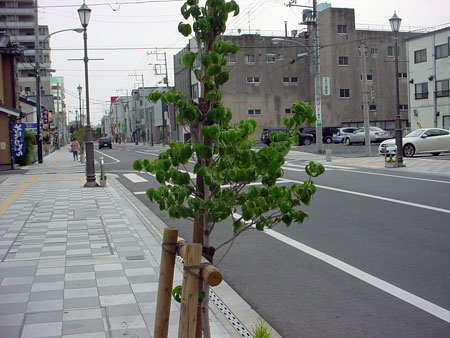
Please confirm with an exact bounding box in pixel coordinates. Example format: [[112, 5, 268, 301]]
[[39, 0, 450, 126]]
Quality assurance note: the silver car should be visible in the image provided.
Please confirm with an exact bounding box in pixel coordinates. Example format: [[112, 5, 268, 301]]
[[332, 127, 358, 143], [379, 128, 450, 157], [343, 127, 390, 145]]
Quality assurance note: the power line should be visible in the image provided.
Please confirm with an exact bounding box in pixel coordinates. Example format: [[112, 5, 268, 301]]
[[39, 0, 184, 9]]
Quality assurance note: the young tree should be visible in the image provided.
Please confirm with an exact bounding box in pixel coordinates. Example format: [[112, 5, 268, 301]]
[[134, 0, 324, 335]]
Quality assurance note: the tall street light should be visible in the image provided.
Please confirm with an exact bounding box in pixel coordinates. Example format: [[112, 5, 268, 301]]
[[272, 37, 323, 153], [78, 1, 97, 187], [77, 84, 82, 130], [34, 24, 83, 163], [389, 11, 405, 167]]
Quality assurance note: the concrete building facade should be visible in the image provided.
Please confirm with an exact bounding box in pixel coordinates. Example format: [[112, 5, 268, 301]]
[[173, 5, 422, 140], [406, 26, 450, 130], [0, 0, 51, 96]]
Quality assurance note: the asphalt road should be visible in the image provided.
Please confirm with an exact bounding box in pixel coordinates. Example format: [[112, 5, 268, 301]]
[[95, 143, 450, 338]]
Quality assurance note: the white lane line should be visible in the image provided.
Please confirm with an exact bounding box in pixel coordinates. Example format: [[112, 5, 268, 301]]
[[314, 184, 450, 214], [335, 168, 450, 185], [123, 173, 148, 183], [232, 212, 450, 323], [135, 151, 160, 156], [134, 191, 146, 195], [95, 150, 120, 163], [265, 228, 450, 323]]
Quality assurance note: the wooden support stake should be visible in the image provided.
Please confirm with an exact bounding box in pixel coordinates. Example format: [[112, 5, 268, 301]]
[[178, 243, 202, 338], [154, 227, 178, 338], [178, 240, 222, 286]]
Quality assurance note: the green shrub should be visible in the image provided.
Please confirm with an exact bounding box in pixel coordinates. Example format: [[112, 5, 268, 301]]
[[17, 130, 35, 165]]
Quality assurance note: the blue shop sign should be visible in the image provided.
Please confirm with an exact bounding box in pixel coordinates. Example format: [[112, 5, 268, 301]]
[[25, 123, 38, 135], [10, 123, 26, 157]]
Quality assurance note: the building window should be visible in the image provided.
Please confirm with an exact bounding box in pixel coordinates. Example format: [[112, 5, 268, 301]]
[[415, 83, 428, 99], [361, 74, 373, 81], [338, 56, 348, 66], [225, 54, 237, 63], [277, 53, 284, 60], [340, 89, 350, 98], [24, 87, 31, 93], [337, 25, 347, 34], [282, 77, 298, 83], [398, 72, 407, 78], [443, 115, 450, 130], [266, 54, 276, 63], [245, 54, 255, 63], [246, 76, 260, 83], [369, 105, 376, 111], [387, 46, 400, 57], [371, 47, 378, 56], [414, 49, 427, 63], [436, 79, 449, 97], [435, 44, 448, 59], [285, 108, 292, 114], [399, 104, 408, 110], [248, 109, 261, 115]]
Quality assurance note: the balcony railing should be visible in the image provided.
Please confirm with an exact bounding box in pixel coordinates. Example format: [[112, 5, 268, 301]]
[[415, 92, 429, 100], [436, 90, 450, 98]]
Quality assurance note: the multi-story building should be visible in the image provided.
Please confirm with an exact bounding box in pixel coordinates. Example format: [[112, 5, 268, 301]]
[[51, 76, 66, 145], [406, 26, 450, 130], [0, 0, 51, 96], [174, 5, 422, 140]]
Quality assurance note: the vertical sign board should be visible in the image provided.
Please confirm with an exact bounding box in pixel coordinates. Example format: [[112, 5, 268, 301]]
[[9, 123, 26, 157], [322, 77, 330, 96], [315, 98, 322, 127]]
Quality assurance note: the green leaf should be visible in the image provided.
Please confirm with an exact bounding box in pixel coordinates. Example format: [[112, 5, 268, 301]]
[[178, 22, 192, 36], [133, 160, 143, 171], [182, 51, 197, 68], [148, 91, 162, 103], [172, 285, 182, 303]]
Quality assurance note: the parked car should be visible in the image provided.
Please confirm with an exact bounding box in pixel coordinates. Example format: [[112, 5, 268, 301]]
[[260, 128, 314, 146], [98, 137, 112, 149], [300, 126, 339, 144], [332, 127, 359, 143], [343, 127, 390, 145], [379, 128, 450, 157]]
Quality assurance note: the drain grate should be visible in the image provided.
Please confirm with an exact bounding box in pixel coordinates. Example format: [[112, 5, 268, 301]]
[[126, 255, 145, 261]]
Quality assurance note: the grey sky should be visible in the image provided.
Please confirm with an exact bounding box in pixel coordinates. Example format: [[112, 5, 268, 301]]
[[39, 0, 450, 125]]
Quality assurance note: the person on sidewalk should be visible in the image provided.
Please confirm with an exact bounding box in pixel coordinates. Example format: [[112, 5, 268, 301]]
[[70, 138, 80, 161]]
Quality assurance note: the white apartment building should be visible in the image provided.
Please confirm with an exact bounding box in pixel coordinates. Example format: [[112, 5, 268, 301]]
[[407, 26, 450, 130]]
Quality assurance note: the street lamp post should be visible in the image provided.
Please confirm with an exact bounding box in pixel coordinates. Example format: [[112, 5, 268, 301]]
[[33, 25, 83, 163], [77, 85, 82, 130], [78, 1, 97, 187], [272, 37, 322, 152], [389, 11, 404, 167]]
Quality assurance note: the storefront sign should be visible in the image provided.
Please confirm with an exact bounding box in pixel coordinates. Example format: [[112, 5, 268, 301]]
[[9, 123, 25, 157]]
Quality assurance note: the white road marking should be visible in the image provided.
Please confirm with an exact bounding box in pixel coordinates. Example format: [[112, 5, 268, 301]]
[[95, 150, 120, 163], [336, 168, 450, 185], [232, 212, 450, 323], [265, 228, 450, 323], [134, 191, 146, 195], [314, 184, 450, 214], [123, 173, 148, 183]]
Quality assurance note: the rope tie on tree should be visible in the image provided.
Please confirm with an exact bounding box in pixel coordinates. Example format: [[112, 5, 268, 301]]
[[183, 263, 212, 280], [161, 242, 177, 255]]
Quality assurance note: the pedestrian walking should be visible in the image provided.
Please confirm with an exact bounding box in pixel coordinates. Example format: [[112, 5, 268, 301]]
[[70, 138, 80, 161]]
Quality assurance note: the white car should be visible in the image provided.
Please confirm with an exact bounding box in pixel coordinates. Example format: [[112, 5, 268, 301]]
[[378, 128, 450, 157], [343, 127, 390, 145]]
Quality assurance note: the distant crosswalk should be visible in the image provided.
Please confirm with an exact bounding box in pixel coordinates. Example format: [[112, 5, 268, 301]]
[[120, 161, 354, 196]]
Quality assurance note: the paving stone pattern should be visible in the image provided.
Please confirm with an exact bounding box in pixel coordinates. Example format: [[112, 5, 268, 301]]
[[0, 152, 231, 338]]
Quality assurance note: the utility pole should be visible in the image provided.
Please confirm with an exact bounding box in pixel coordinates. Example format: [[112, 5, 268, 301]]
[[148, 50, 171, 146], [360, 40, 371, 156], [34, 0, 43, 163], [312, 0, 323, 153], [56, 82, 60, 149], [288, 0, 322, 152]]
